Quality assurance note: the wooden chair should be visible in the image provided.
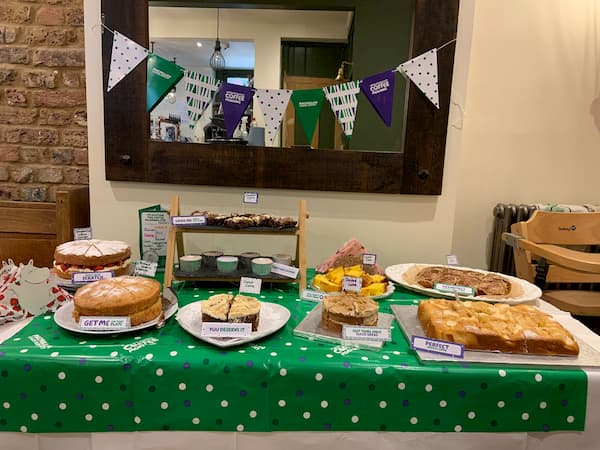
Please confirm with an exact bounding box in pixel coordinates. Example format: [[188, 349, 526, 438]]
[[0, 187, 90, 268], [503, 210, 600, 317]]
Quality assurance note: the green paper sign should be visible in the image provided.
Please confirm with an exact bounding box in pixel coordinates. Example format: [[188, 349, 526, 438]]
[[290, 88, 325, 143], [146, 53, 184, 112]]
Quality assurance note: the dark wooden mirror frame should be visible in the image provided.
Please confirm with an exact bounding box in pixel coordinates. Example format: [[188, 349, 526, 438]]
[[101, 0, 459, 194]]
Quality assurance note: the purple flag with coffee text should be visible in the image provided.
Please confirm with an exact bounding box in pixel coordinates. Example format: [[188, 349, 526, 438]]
[[221, 82, 255, 138], [360, 70, 395, 127]]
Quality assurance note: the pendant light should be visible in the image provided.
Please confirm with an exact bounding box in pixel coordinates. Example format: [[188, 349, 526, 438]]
[[209, 8, 226, 70]]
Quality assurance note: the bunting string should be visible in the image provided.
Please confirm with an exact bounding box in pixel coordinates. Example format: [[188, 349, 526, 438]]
[[98, 21, 455, 140]]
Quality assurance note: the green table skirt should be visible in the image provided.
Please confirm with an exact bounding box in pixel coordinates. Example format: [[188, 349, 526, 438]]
[[0, 276, 587, 433]]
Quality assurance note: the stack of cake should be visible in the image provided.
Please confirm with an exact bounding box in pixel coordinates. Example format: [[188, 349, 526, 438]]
[[201, 293, 261, 331], [53, 239, 131, 279]]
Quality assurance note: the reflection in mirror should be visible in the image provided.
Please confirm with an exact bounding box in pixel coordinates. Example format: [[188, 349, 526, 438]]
[[102, 0, 458, 194], [148, 5, 411, 152]]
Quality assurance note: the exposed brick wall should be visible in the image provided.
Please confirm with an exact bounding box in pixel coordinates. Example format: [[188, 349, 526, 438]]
[[0, 0, 87, 202]]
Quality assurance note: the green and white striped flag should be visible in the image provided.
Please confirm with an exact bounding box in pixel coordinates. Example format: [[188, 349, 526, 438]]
[[323, 80, 360, 137], [184, 70, 221, 126]]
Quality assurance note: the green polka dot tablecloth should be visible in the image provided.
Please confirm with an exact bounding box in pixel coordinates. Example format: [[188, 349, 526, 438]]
[[0, 272, 587, 433]]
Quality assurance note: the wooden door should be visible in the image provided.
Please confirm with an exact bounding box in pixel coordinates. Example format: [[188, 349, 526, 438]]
[[282, 74, 343, 149]]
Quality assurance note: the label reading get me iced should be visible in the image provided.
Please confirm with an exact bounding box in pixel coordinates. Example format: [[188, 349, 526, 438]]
[[79, 316, 130, 331]]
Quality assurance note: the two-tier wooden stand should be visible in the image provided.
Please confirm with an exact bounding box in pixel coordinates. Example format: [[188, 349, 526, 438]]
[[163, 196, 308, 295]]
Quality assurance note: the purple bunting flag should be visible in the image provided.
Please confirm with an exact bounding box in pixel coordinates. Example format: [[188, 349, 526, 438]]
[[360, 70, 395, 127], [221, 82, 255, 138]]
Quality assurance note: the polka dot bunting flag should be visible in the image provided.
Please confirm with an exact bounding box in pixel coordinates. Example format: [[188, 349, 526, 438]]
[[255, 89, 292, 144], [107, 30, 149, 92], [323, 80, 360, 137], [397, 48, 440, 109]]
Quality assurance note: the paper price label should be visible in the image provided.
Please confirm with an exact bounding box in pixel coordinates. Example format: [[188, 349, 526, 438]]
[[301, 289, 326, 302], [434, 282, 475, 297], [239, 277, 262, 294], [446, 254, 459, 266], [411, 335, 464, 358], [271, 263, 299, 279], [362, 253, 377, 265], [171, 215, 207, 226], [72, 271, 114, 284], [342, 276, 362, 292], [73, 227, 92, 240], [342, 326, 391, 342], [243, 192, 259, 204], [79, 316, 130, 331], [201, 323, 252, 338], [133, 260, 158, 277]]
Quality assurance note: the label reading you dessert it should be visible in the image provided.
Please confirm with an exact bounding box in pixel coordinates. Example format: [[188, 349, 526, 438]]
[[79, 316, 131, 331], [201, 323, 252, 338], [411, 335, 464, 358]]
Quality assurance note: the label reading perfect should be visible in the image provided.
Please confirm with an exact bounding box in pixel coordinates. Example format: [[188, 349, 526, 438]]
[[243, 192, 259, 204], [271, 263, 299, 279], [301, 289, 326, 302], [411, 335, 464, 358], [73, 227, 93, 240], [239, 277, 262, 294], [171, 215, 207, 226], [362, 253, 377, 265], [201, 322, 252, 338], [434, 282, 475, 297], [79, 316, 130, 331], [133, 260, 158, 277], [72, 271, 114, 284], [342, 276, 362, 292], [342, 326, 391, 342]]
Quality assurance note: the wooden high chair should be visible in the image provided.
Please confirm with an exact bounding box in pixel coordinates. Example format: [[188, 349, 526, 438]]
[[503, 210, 600, 316]]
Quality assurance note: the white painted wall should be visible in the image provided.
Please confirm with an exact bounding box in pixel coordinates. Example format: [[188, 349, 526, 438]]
[[86, 1, 600, 271]]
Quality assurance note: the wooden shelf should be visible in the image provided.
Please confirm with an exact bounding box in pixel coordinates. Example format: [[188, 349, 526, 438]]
[[163, 196, 308, 294]]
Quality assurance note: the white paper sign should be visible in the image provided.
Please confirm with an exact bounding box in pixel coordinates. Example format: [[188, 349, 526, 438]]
[[434, 282, 475, 297], [301, 289, 326, 302], [411, 335, 464, 358], [342, 326, 391, 342], [271, 263, 299, 279], [72, 271, 114, 284], [201, 322, 252, 338], [141, 210, 169, 258], [79, 316, 131, 331], [342, 276, 362, 292], [243, 192, 259, 204], [446, 254, 459, 266], [362, 253, 377, 265], [133, 260, 158, 277], [73, 227, 92, 240], [171, 215, 207, 226], [239, 277, 262, 294]]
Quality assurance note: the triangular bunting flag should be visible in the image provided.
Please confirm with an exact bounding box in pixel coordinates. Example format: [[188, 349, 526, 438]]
[[146, 53, 185, 112], [290, 88, 325, 143], [255, 88, 292, 144], [107, 30, 148, 92], [220, 82, 255, 138], [184, 70, 221, 126], [397, 48, 439, 108], [360, 70, 395, 127], [323, 81, 360, 137]]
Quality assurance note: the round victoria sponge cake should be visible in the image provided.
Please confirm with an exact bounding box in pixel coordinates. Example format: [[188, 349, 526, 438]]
[[73, 276, 162, 326], [53, 239, 131, 279]]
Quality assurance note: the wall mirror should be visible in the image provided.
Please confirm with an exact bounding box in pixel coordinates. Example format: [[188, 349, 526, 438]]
[[101, 0, 459, 194]]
